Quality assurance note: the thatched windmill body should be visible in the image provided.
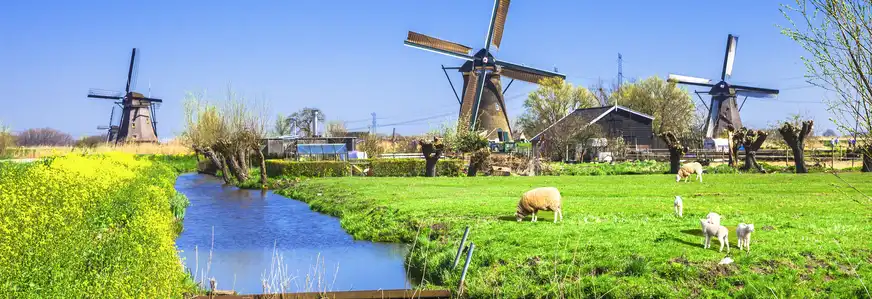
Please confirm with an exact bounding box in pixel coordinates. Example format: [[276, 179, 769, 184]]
[[404, 0, 565, 141], [88, 48, 163, 143], [667, 34, 779, 145]]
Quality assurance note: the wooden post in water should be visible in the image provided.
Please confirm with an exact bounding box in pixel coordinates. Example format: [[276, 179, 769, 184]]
[[453, 226, 470, 269], [458, 243, 475, 296]]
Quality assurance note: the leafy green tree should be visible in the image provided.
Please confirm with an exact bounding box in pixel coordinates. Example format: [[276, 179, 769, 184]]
[[610, 76, 695, 135], [517, 77, 598, 137]]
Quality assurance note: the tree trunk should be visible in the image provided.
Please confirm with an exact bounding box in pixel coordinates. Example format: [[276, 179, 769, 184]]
[[658, 132, 685, 174], [735, 128, 768, 173], [256, 146, 267, 188], [237, 148, 249, 176], [224, 153, 248, 183], [863, 147, 872, 172], [197, 146, 224, 173], [744, 150, 765, 173], [218, 153, 233, 184], [467, 150, 489, 177], [779, 120, 813, 173], [420, 138, 444, 177]]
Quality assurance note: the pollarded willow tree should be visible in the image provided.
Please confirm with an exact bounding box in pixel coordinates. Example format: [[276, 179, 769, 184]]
[[781, 0, 872, 172], [779, 120, 815, 173], [733, 127, 769, 173], [183, 88, 268, 186]]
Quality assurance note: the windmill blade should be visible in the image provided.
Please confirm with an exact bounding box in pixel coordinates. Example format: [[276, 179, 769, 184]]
[[490, 0, 511, 49], [97, 125, 111, 130], [459, 71, 480, 124], [406, 31, 472, 56], [495, 59, 565, 84], [733, 84, 779, 96], [404, 41, 475, 62], [88, 88, 124, 100], [126, 48, 137, 93], [667, 74, 715, 88], [721, 34, 738, 80], [468, 69, 490, 130]]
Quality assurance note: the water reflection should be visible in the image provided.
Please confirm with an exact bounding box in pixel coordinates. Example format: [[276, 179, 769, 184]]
[[174, 173, 411, 294]]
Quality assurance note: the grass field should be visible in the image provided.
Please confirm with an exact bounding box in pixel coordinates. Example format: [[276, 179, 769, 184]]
[[280, 173, 872, 298]]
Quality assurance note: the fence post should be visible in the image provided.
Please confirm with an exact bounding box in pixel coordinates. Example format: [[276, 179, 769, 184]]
[[457, 243, 475, 297], [453, 226, 470, 269]]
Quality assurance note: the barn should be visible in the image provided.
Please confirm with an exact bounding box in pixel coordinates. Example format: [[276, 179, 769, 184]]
[[529, 105, 656, 161]]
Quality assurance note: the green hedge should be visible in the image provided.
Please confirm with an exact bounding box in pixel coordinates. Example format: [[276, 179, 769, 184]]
[[265, 158, 464, 177], [266, 160, 350, 177], [370, 158, 463, 177], [0, 153, 194, 298]]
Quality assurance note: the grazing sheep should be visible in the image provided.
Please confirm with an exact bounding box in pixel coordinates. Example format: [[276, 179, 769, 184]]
[[700, 219, 730, 253], [677, 162, 704, 183], [705, 212, 721, 226], [674, 196, 684, 217], [736, 223, 755, 252], [516, 187, 563, 223]]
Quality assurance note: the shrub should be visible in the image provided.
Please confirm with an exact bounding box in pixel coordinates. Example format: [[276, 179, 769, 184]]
[[370, 158, 464, 177], [543, 160, 668, 176], [138, 153, 198, 173], [0, 153, 193, 297], [265, 160, 350, 177], [265, 158, 465, 178]]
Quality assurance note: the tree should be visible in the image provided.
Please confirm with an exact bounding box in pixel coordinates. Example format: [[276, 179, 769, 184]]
[[76, 134, 109, 148], [733, 127, 769, 173], [419, 137, 445, 177], [611, 76, 696, 135], [15, 128, 74, 146], [781, 0, 872, 172], [273, 113, 292, 136], [326, 120, 347, 137], [182, 87, 268, 187], [516, 77, 598, 137], [779, 120, 814, 173], [287, 108, 324, 137], [0, 121, 14, 157], [658, 131, 686, 174], [454, 130, 490, 176], [822, 129, 838, 137]]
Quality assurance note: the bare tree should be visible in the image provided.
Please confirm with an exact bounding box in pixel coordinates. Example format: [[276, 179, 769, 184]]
[[734, 127, 769, 173], [659, 131, 686, 174], [419, 137, 445, 177], [16, 128, 74, 147], [273, 113, 292, 136], [781, 0, 872, 171], [326, 120, 347, 137], [779, 120, 815, 173], [0, 121, 14, 157]]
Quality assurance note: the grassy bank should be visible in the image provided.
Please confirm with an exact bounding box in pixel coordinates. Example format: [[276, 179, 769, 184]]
[[0, 153, 198, 298], [279, 173, 872, 298]]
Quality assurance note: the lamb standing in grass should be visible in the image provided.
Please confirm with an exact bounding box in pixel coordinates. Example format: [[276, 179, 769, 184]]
[[736, 223, 755, 252], [700, 219, 730, 253], [674, 196, 683, 217], [705, 212, 721, 226], [677, 162, 704, 183], [516, 187, 563, 223]]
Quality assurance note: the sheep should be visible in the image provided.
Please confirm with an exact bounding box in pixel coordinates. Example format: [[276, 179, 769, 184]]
[[674, 196, 684, 217], [700, 219, 730, 253], [516, 187, 563, 223], [705, 212, 721, 226], [736, 223, 755, 253], [677, 162, 704, 183]]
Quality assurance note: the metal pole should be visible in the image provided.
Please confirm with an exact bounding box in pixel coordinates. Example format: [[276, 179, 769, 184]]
[[452, 227, 470, 269], [458, 243, 475, 296]]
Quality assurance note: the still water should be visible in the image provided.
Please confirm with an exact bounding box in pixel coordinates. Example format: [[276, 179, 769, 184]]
[[174, 173, 412, 294]]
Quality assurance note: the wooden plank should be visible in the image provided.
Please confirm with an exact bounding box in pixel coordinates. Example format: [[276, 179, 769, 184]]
[[193, 289, 451, 299]]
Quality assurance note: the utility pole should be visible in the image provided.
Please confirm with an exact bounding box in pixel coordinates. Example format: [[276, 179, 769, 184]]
[[391, 127, 396, 142], [371, 112, 377, 135], [617, 53, 623, 88]]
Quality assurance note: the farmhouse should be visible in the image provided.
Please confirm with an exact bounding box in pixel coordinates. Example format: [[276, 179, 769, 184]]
[[530, 105, 656, 161]]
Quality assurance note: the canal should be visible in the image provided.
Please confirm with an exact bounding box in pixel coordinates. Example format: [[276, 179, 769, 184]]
[[174, 173, 412, 294]]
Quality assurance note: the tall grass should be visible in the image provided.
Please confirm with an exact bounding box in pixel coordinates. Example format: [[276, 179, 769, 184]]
[[4, 141, 192, 159]]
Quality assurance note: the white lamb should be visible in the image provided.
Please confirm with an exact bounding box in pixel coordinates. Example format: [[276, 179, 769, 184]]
[[516, 187, 563, 223], [700, 219, 730, 253], [705, 212, 721, 226], [677, 162, 704, 183], [736, 223, 755, 252], [674, 196, 683, 217]]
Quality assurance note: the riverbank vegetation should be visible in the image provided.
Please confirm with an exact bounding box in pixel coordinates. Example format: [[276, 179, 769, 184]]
[[279, 173, 872, 298], [0, 153, 197, 298]]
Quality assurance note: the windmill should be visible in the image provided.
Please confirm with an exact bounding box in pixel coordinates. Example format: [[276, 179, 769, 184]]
[[88, 48, 162, 143], [667, 34, 779, 144], [404, 0, 565, 141]]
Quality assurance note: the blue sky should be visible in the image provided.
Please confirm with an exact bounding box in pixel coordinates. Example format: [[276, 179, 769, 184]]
[[0, 0, 829, 139]]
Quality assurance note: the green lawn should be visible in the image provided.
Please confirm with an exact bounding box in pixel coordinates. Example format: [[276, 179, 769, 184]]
[[279, 173, 872, 298]]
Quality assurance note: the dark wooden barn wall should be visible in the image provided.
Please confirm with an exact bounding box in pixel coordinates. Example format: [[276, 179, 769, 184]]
[[595, 109, 656, 148]]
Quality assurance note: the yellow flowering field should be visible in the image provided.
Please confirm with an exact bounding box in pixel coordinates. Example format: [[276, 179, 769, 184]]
[[0, 153, 195, 298]]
